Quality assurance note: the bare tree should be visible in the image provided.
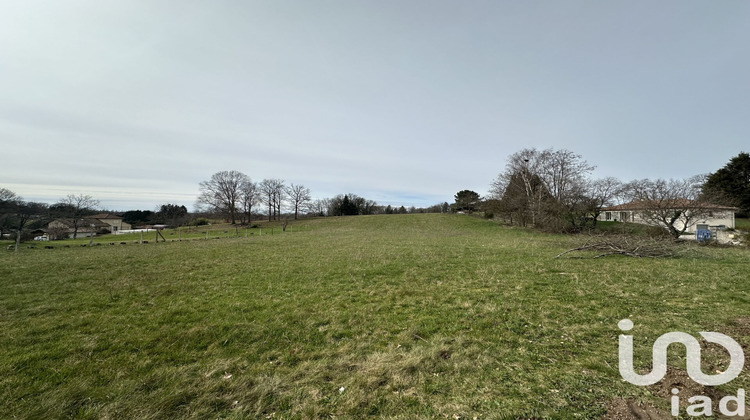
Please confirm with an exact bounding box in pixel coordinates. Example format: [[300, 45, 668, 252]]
[[490, 148, 594, 230], [238, 179, 259, 224], [624, 176, 712, 238], [59, 194, 100, 239], [11, 201, 48, 251], [305, 198, 328, 217], [259, 179, 285, 221], [259, 179, 274, 221], [274, 182, 286, 220], [587, 177, 624, 226], [286, 183, 311, 220], [0, 188, 17, 202], [197, 170, 250, 224], [490, 148, 551, 225], [537, 149, 596, 203]]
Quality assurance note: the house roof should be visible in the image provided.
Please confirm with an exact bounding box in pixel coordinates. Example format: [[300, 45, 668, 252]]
[[603, 200, 738, 211], [49, 218, 111, 229]]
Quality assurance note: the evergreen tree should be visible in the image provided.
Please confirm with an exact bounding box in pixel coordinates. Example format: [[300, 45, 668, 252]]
[[454, 190, 480, 213], [702, 152, 750, 217], [340, 195, 358, 215]]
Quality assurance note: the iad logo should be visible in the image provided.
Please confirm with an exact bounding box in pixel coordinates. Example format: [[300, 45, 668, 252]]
[[618, 319, 744, 386], [618, 319, 746, 417]]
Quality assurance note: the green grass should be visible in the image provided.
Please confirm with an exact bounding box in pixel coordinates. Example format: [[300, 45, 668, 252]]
[[1, 214, 749, 418], [735, 217, 750, 231]]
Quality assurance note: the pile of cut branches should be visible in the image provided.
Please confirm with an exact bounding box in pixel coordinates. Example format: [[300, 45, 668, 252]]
[[554, 235, 703, 259]]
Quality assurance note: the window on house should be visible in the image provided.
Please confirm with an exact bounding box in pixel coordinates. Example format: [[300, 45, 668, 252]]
[[605, 212, 612, 221]]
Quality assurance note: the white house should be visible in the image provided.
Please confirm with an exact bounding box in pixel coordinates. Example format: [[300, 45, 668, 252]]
[[597, 200, 737, 233]]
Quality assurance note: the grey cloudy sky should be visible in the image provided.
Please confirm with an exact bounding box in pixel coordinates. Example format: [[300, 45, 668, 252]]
[[2, 1, 748, 210]]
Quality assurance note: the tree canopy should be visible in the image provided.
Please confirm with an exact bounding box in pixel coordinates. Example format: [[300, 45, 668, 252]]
[[454, 190, 480, 213], [155, 204, 188, 226], [702, 152, 750, 217], [328, 194, 377, 216]]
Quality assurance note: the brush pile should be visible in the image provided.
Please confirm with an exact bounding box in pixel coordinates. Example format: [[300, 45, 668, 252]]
[[554, 235, 703, 259]]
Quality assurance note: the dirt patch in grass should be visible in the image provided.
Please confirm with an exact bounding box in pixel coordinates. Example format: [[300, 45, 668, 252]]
[[603, 398, 670, 419]]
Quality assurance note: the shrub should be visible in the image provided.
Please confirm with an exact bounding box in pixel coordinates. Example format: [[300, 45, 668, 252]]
[[192, 218, 210, 226]]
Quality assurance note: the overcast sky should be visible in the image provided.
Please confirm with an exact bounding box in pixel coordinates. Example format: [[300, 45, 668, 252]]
[[1, 1, 748, 210]]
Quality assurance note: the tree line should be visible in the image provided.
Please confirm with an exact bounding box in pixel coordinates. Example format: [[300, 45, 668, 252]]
[[121, 204, 189, 227], [195, 170, 451, 223], [195, 171, 309, 223]]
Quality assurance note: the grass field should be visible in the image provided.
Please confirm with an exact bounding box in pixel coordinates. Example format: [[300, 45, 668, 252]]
[[1, 214, 750, 418]]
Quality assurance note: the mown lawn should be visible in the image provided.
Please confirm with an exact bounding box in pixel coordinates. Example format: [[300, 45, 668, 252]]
[[1, 214, 749, 419]]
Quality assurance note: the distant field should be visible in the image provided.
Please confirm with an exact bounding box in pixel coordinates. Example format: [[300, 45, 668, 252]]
[[2, 214, 749, 418], [735, 217, 750, 231]]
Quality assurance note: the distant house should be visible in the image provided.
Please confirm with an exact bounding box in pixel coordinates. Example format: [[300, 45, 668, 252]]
[[46, 214, 132, 238], [47, 219, 112, 238], [597, 200, 737, 233], [89, 213, 132, 233]]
